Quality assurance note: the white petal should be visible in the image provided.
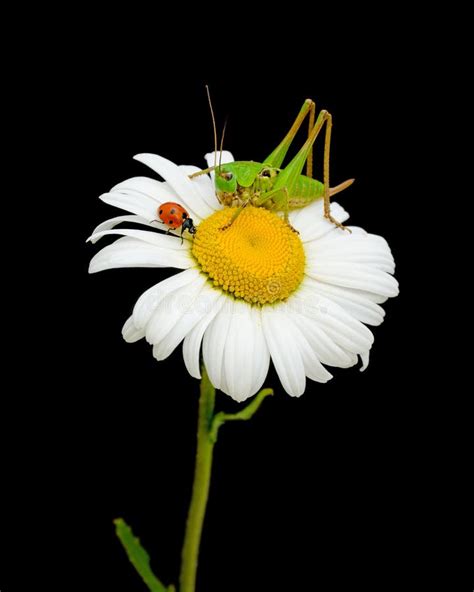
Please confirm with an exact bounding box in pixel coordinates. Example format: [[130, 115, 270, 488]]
[[182, 294, 227, 379], [290, 200, 350, 243], [122, 316, 145, 343], [293, 313, 357, 368], [360, 350, 370, 371], [307, 232, 395, 273], [221, 301, 270, 402], [87, 228, 191, 249], [88, 237, 193, 274], [297, 287, 374, 354], [247, 307, 272, 396], [222, 300, 254, 401], [309, 247, 395, 274], [111, 176, 179, 201], [179, 165, 221, 211], [153, 283, 222, 361], [109, 179, 181, 225], [289, 317, 333, 383], [303, 278, 386, 326], [133, 268, 201, 329], [306, 262, 399, 298], [262, 308, 306, 397], [313, 286, 388, 305], [290, 288, 374, 353], [145, 274, 208, 345], [134, 154, 215, 220], [205, 150, 234, 168], [315, 252, 395, 274], [315, 228, 388, 249], [90, 215, 154, 243], [99, 191, 160, 220], [202, 302, 234, 390]]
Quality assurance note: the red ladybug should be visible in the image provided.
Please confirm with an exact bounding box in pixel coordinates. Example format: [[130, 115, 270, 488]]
[[157, 202, 196, 242]]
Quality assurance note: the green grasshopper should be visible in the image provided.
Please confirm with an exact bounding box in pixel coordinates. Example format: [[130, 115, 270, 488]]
[[190, 97, 354, 232]]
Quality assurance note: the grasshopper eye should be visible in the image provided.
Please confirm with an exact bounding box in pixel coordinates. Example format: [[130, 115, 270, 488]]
[[260, 169, 272, 178], [221, 172, 233, 181]]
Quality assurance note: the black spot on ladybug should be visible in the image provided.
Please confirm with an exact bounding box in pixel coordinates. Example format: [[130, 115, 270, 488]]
[[169, 219, 174, 225], [170, 208, 176, 214], [182, 212, 188, 219], [159, 209, 163, 214]]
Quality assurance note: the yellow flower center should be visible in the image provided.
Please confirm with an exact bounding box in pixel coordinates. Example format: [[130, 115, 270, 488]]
[[192, 206, 305, 304]]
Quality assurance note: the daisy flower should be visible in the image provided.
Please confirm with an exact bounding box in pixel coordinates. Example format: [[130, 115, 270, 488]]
[[89, 152, 399, 401]]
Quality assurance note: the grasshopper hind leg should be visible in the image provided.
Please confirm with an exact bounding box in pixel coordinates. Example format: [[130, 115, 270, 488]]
[[325, 211, 347, 231], [320, 111, 350, 232]]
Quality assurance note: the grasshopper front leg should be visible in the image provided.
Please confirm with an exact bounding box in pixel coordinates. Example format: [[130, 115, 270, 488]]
[[219, 187, 298, 234], [219, 198, 251, 231], [218, 190, 277, 232]]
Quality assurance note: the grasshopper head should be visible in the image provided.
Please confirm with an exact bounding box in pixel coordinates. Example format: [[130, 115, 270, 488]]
[[215, 163, 238, 194], [215, 161, 264, 196]]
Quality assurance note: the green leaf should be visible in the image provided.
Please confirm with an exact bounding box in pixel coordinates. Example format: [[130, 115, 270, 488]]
[[114, 518, 173, 592]]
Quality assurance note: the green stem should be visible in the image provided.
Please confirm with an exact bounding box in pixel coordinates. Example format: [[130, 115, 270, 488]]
[[179, 368, 216, 592], [179, 371, 273, 592]]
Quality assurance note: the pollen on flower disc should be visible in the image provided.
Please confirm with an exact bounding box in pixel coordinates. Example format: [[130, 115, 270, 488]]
[[192, 206, 305, 304]]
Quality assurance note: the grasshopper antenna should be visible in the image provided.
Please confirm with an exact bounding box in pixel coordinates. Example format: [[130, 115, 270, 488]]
[[187, 88, 220, 180], [218, 117, 228, 168], [205, 85, 218, 170]]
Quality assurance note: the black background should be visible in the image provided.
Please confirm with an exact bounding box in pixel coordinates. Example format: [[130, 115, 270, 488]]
[[1, 13, 471, 591]]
